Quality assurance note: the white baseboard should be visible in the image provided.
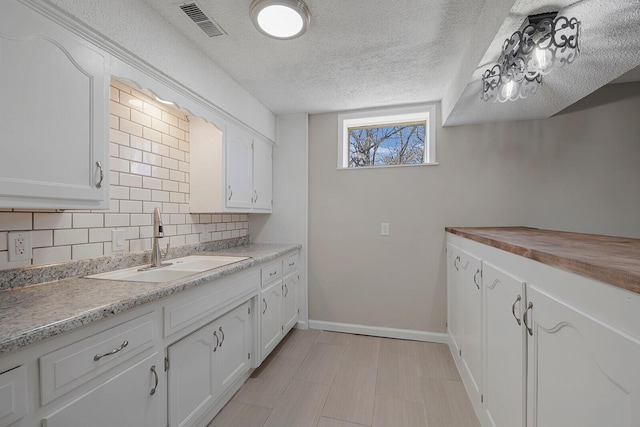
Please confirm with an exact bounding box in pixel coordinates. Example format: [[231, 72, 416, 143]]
[[308, 320, 448, 343], [296, 320, 308, 330]]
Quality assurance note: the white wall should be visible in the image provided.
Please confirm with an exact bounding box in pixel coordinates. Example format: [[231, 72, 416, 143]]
[[250, 114, 309, 326], [308, 83, 640, 335]]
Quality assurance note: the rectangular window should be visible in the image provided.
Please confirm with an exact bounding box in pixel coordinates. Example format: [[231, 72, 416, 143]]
[[338, 104, 437, 169]]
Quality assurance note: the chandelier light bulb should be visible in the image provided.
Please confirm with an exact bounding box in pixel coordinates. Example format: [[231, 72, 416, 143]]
[[502, 79, 516, 99], [530, 47, 552, 73]]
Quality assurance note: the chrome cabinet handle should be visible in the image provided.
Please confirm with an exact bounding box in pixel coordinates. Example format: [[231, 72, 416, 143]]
[[512, 295, 522, 325], [96, 161, 104, 188], [228, 185, 233, 200], [218, 327, 225, 347], [523, 302, 534, 336], [288, 262, 295, 267], [473, 269, 481, 290], [263, 298, 267, 314], [150, 365, 158, 396], [94, 340, 128, 361], [269, 270, 277, 277], [284, 284, 288, 297], [454, 256, 460, 271], [254, 190, 258, 202], [213, 331, 219, 352]]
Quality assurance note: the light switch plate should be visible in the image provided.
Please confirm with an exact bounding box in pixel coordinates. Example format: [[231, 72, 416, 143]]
[[112, 229, 126, 252], [8, 231, 32, 261], [381, 222, 390, 236]]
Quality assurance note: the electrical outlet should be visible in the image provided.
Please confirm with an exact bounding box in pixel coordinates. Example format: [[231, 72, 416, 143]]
[[380, 222, 390, 236], [8, 231, 32, 261]]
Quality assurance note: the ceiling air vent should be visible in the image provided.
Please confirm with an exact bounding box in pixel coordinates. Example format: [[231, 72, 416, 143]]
[[179, 2, 226, 37]]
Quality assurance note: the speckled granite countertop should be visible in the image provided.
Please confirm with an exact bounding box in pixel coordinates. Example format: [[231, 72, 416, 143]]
[[446, 227, 640, 294], [0, 243, 300, 356]]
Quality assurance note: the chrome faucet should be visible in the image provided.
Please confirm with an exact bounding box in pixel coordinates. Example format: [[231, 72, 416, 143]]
[[150, 207, 169, 268]]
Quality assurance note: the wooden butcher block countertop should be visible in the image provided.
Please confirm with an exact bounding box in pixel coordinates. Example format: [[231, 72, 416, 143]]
[[445, 227, 640, 295]]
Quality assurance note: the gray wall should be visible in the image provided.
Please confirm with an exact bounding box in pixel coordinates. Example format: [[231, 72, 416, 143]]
[[308, 83, 640, 334]]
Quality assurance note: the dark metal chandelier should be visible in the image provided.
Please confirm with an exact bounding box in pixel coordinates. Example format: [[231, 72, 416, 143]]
[[481, 12, 580, 102]]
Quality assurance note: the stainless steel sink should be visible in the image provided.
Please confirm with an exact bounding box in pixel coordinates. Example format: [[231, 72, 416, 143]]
[[86, 255, 250, 283]]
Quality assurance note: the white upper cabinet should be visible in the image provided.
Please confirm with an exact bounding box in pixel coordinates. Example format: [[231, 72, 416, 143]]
[[190, 116, 273, 213], [0, 1, 109, 209]]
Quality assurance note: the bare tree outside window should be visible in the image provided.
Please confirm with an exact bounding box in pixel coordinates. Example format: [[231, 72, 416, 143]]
[[348, 121, 425, 167]]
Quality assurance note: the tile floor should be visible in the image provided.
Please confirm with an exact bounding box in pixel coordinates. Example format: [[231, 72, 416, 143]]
[[207, 329, 480, 427]]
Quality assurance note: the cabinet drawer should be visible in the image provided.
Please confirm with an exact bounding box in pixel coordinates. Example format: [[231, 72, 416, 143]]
[[261, 261, 282, 286], [0, 366, 27, 427], [40, 312, 156, 405], [283, 252, 298, 275], [164, 269, 259, 338]]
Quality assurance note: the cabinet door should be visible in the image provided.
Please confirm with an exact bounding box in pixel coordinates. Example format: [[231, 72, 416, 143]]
[[260, 281, 283, 360], [42, 353, 160, 427], [0, 2, 108, 209], [214, 302, 252, 392], [252, 138, 273, 212], [526, 285, 640, 427], [168, 324, 216, 427], [225, 125, 253, 210], [447, 243, 461, 355], [483, 262, 526, 427], [282, 273, 298, 333], [458, 249, 483, 402]]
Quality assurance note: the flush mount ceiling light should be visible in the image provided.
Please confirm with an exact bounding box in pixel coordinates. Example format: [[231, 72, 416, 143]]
[[250, 0, 310, 39], [481, 12, 580, 103]]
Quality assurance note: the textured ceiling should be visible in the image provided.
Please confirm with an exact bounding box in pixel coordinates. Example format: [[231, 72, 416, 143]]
[[140, 0, 640, 124], [141, 0, 487, 115]]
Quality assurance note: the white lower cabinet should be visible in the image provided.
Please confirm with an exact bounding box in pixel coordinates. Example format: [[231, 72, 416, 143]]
[[447, 244, 483, 404], [448, 233, 640, 427], [0, 366, 27, 427], [260, 281, 283, 359], [168, 301, 251, 427], [482, 262, 526, 427], [42, 352, 161, 427], [282, 272, 299, 332], [526, 285, 640, 427]]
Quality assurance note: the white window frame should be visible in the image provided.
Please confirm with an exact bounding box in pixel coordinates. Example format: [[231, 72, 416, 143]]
[[337, 104, 437, 169]]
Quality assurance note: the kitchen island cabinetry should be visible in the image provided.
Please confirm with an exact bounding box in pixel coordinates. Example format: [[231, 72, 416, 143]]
[[447, 228, 640, 427], [0, 1, 109, 210]]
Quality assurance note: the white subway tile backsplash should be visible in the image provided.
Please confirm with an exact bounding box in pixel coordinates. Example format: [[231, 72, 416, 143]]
[[104, 214, 130, 227], [162, 110, 179, 127], [120, 146, 143, 162], [170, 170, 186, 182], [162, 133, 179, 148], [110, 100, 130, 119], [110, 142, 119, 158], [223, 215, 232, 222], [139, 226, 154, 238], [143, 177, 163, 191], [110, 129, 130, 146], [72, 243, 103, 260], [185, 234, 200, 244], [119, 173, 143, 188], [163, 180, 179, 192], [0, 251, 31, 269], [120, 118, 143, 137], [131, 214, 152, 226], [143, 152, 162, 166], [179, 161, 189, 173], [110, 185, 130, 200], [170, 192, 186, 204], [162, 157, 179, 171], [89, 228, 112, 243], [178, 119, 189, 131], [119, 200, 143, 213], [129, 238, 151, 252], [151, 190, 170, 202], [162, 225, 177, 236], [110, 114, 119, 130], [124, 227, 140, 240], [0, 212, 32, 231], [131, 109, 152, 127], [34, 213, 71, 230], [143, 201, 162, 214], [169, 147, 185, 161], [151, 117, 169, 134], [130, 162, 151, 176], [177, 224, 191, 235], [33, 246, 72, 265], [130, 135, 152, 152], [110, 86, 119, 101], [143, 127, 162, 143], [143, 102, 162, 120], [54, 229, 88, 246], [152, 166, 171, 180], [169, 125, 185, 140], [161, 203, 179, 214], [170, 235, 186, 247], [73, 213, 104, 228], [130, 188, 152, 201], [110, 157, 130, 173], [152, 142, 170, 157]]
